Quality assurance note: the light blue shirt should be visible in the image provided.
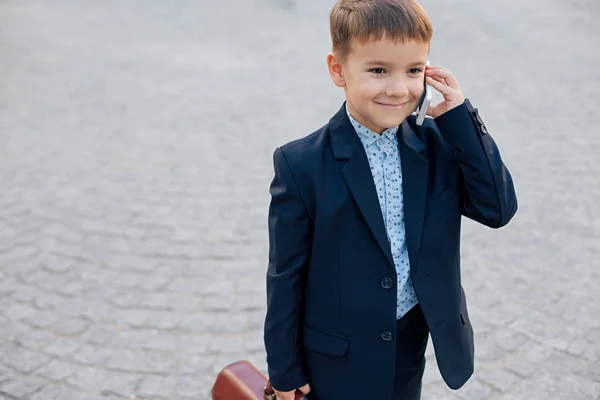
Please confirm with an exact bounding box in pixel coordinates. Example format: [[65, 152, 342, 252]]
[[345, 104, 418, 320]]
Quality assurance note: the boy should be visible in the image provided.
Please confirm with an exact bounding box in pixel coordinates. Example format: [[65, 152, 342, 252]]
[[263, 0, 518, 399]]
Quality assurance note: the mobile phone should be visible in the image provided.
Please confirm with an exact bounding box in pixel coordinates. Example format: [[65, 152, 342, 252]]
[[415, 61, 432, 126]]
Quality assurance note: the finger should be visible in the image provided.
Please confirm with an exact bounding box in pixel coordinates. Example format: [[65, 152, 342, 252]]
[[299, 383, 311, 394], [426, 76, 453, 95], [274, 390, 295, 400], [431, 75, 447, 85], [425, 68, 448, 85], [426, 67, 459, 89]]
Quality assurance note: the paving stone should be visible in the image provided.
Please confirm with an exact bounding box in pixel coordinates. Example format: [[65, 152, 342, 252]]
[[0, 364, 14, 384], [110, 293, 142, 309], [2, 344, 51, 374], [422, 386, 462, 400], [52, 318, 89, 337], [110, 308, 153, 328], [41, 255, 75, 275], [476, 367, 519, 393], [104, 349, 138, 372], [175, 335, 211, 354], [179, 354, 216, 376], [23, 310, 60, 329], [179, 313, 215, 333], [2, 303, 37, 321], [70, 344, 114, 366], [141, 311, 183, 330], [502, 353, 539, 378], [15, 329, 56, 350], [10, 286, 41, 303], [138, 275, 172, 291], [42, 337, 84, 359], [139, 293, 176, 310], [79, 324, 119, 346], [0, 376, 47, 398], [561, 375, 600, 400], [211, 313, 250, 334], [538, 350, 588, 378], [137, 376, 177, 399], [510, 377, 560, 400], [34, 359, 79, 382], [0, 245, 40, 263], [455, 379, 494, 400], [487, 330, 530, 353], [133, 352, 179, 375], [28, 384, 86, 400], [66, 368, 140, 396], [112, 330, 153, 351], [140, 332, 180, 352], [207, 335, 248, 354], [176, 376, 216, 400]]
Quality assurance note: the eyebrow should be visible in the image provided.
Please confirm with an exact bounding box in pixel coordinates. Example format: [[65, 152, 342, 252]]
[[363, 60, 427, 67]]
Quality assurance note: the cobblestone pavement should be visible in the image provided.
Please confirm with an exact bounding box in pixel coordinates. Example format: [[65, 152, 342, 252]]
[[1, 0, 599, 399]]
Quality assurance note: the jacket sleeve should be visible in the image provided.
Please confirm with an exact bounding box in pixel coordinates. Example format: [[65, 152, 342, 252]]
[[263, 146, 311, 391], [434, 99, 518, 228]]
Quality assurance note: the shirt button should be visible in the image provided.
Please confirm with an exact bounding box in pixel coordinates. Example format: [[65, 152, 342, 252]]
[[381, 277, 394, 289], [381, 332, 393, 341]]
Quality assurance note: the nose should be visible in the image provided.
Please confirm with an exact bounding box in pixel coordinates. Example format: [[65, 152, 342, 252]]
[[385, 77, 410, 98]]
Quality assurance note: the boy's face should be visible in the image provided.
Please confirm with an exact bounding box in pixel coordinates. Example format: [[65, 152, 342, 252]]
[[327, 37, 430, 134]]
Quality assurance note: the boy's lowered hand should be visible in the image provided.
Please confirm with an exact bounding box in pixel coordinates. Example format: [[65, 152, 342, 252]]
[[425, 65, 465, 118], [274, 383, 311, 399]]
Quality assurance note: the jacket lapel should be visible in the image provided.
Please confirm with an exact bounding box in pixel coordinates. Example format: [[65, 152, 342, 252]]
[[329, 104, 394, 268], [329, 104, 429, 272], [397, 119, 429, 273]]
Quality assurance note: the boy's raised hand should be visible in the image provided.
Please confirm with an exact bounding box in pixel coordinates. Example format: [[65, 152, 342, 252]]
[[425, 65, 465, 118]]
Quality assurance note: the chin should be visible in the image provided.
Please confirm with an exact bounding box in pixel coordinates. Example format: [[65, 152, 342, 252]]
[[378, 115, 407, 129]]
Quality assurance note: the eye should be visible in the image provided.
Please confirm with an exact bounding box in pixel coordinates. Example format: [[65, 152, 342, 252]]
[[408, 68, 423, 74], [369, 68, 386, 75]]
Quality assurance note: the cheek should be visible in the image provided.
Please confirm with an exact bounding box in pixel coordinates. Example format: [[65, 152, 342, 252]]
[[354, 78, 384, 99], [409, 80, 425, 99]]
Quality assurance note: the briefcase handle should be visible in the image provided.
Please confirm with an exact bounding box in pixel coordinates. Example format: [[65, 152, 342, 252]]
[[263, 380, 304, 399]]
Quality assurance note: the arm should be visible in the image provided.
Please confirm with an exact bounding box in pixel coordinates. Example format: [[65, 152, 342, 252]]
[[264, 146, 312, 391], [425, 65, 517, 228], [434, 99, 518, 228]]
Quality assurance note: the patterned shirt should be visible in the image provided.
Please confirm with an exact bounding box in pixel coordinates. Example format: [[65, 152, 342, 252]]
[[345, 104, 418, 319]]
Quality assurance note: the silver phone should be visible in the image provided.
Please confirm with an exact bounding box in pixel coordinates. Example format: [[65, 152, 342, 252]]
[[415, 61, 432, 126]]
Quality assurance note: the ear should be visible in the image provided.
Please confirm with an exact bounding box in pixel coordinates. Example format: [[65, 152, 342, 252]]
[[327, 52, 346, 88]]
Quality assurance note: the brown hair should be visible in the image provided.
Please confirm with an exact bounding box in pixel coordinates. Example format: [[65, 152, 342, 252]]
[[330, 0, 433, 60]]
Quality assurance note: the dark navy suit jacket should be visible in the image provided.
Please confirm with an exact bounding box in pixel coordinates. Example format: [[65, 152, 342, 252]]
[[264, 100, 517, 399]]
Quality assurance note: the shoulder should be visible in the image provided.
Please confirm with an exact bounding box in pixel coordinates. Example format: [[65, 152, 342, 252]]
[[274, 123, 330, 168]]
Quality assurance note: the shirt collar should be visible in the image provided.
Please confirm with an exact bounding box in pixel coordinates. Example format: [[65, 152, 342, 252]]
[[345, 102, 399, 146]]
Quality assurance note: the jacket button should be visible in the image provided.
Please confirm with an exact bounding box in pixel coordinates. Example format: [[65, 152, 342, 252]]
[[381, 277, 394, 289], [381, 331, 393, 341]]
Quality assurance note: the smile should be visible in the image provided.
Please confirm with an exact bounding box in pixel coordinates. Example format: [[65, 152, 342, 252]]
[[375, 101, 410, 109]]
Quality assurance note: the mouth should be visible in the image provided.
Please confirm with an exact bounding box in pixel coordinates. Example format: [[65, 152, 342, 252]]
[[375, 101, 411, 110]]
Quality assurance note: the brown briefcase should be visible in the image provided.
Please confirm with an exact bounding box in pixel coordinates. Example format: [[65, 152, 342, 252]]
[[212, 360, 304, 400]]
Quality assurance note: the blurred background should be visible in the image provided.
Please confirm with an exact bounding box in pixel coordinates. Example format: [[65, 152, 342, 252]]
[[0, 0, 599, 399]]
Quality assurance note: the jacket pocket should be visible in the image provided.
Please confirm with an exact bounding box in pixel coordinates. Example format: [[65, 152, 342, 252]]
[[302, 326, 349, 357], [426, 185, 459, 216]]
